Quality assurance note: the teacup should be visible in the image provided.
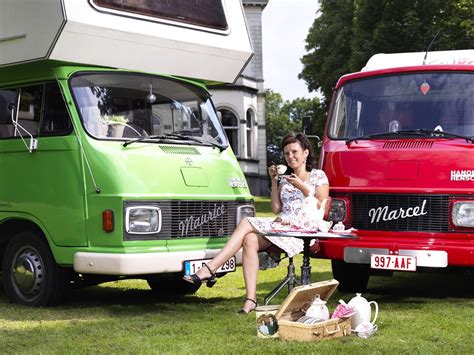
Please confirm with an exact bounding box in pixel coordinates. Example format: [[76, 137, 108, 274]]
[[276, 164, 287, 175]]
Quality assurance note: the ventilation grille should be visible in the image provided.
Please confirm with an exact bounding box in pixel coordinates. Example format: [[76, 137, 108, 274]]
[[124, 200, 252, 240], [351, 194, 449, 232], [383, 140, 434, 149], [159, 145, 200, 155]]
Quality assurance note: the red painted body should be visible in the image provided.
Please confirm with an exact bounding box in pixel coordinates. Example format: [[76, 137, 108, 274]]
[[318, 64, 474, 269]]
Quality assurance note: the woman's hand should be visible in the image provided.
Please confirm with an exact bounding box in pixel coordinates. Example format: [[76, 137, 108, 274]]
[[284, 173, 309, 195], [268, 165, 278, 181]]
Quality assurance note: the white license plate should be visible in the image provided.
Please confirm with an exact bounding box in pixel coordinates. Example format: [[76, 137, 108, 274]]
[[184, 256, 236, 276], [370, 254, 417, 272]]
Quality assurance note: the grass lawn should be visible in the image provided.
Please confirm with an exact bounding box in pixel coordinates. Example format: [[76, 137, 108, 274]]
[[0, 197, 473, 353]]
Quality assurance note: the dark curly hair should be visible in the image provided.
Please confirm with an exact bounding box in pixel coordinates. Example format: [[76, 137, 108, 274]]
[[281, 133, 315, 172]]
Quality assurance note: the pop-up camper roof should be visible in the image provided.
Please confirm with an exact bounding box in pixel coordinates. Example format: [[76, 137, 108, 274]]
[[0, 0, 252, 83], [362, 49, 474, 71]]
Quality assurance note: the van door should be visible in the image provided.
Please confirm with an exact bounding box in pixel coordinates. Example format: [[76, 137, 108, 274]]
[[0, 82, 87, 247]]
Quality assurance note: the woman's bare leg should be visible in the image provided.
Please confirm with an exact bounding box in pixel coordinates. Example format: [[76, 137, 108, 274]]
[[241, 233, 271, 312], [193, 218, 256, 279]]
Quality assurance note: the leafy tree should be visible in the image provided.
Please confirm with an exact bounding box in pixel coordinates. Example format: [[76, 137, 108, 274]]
[[265, 90, 324, 164], [300, 0, 474, 109], [299, 0, 355, 108]]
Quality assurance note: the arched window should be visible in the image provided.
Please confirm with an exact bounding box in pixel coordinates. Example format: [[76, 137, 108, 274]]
[[246, 109, 255, 158], [220, 108, 239, 155]]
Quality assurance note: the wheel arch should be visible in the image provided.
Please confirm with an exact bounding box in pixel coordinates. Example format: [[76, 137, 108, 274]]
[[0, 217, 53, 269]]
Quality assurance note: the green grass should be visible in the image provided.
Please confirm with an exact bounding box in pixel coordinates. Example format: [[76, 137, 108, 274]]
[[0, 198, 473, 354]]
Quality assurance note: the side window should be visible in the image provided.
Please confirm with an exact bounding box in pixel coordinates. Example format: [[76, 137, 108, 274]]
[[0, 89, 17, 138], [15, 85, 42, 138], [41, 83, 73, 136]]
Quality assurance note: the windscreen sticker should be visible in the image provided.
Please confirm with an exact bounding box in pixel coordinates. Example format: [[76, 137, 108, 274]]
[[451, 170, 474, 181], [420, 81, 430, 95]]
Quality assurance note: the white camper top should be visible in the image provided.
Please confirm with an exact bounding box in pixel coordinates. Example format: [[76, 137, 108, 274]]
[[0, 0, 252, 83], [362, 49, 474, 71]]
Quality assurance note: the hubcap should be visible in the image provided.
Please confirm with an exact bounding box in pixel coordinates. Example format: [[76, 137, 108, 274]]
[[12, 248, 43, 300]]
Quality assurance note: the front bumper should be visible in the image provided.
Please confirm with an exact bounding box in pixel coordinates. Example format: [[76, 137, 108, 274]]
[[317, 231, 474, 267], [74, 249, 243, 275]]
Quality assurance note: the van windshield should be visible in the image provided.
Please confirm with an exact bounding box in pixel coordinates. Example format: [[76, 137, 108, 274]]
[[328, 72, 473, 140], [70, 73, 228, 147]]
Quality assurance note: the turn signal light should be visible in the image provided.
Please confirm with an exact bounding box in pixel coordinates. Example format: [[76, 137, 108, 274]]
[[102, 210, 114, 232]]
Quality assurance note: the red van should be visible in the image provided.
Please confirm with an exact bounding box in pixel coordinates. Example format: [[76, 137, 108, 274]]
[[318, 50, 474, 291]]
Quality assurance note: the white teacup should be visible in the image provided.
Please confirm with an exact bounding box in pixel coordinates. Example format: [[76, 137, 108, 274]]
[[276, 164, 287, 175]]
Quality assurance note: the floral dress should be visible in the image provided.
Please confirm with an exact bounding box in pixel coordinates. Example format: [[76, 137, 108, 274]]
[[247, 169, 329, 257]]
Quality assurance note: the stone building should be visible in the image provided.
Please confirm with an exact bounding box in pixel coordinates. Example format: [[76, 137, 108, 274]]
[[209, 0, 269, 196]]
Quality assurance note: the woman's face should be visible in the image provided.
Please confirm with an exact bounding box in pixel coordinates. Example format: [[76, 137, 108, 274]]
[[283, 142, 308, 170]]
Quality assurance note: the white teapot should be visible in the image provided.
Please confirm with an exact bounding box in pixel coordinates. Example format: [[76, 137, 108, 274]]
[[305, 294, 329, 321], [347, 293, 378, 329], [298, 198, 330, 231]]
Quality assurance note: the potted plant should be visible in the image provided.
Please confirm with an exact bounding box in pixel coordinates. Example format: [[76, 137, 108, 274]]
[[100, 114, 128, 137]]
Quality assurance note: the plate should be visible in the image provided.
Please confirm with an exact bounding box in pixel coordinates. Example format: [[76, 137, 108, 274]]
[[183, 256, 236, 276], [370, 254, 416, 271]]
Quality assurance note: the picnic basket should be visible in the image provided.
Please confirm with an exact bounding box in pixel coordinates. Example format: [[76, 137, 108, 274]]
[[274, 279, 352, 342]]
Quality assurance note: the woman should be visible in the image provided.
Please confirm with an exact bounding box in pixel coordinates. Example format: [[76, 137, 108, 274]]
[[183, 133, 329, 314]]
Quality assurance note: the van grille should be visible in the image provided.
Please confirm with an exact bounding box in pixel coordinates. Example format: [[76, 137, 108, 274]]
[[124, 200, 252, 240], [159, 145, 200, 155], [351, 194, 449, 232]]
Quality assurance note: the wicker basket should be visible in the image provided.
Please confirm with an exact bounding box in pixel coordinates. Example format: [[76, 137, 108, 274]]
[[274, 279, 352, 342]]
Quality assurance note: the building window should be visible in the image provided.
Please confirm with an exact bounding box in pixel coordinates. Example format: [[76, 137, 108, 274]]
[[220, 108, 239, 156], [246, 109, 255, 158]]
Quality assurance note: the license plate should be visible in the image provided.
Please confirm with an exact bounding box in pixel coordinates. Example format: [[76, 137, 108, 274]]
[[184, 256, 236, 276], [370, 254, 417, 272]]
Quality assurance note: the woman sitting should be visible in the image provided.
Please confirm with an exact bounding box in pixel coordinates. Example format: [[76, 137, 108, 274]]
[[183, 133, 329, 314]]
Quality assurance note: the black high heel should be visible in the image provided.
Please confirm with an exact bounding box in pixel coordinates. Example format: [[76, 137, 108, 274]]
[[238, 298, 258, 315], [183, 263, 217, 288]]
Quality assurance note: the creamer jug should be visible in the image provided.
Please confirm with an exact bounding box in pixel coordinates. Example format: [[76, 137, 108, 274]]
[[347, 293, 378, 328]]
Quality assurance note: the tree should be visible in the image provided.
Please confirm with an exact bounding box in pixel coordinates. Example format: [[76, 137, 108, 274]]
[[300, 0, 474, 109], [265, 90, 324, 164], [299, 0, 355, 109]]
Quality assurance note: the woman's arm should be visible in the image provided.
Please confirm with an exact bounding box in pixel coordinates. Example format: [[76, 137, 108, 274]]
[[268, 165, 282, 214], [315, 184, 329, 208]]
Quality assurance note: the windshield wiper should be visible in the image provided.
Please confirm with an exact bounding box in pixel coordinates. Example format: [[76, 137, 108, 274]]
[[165, 132, 226, 152], [123, 133, 227, 151], [346, 129, 473, 145], [122, 135, 166, 147], [395, 129, 474, 143], [345, 131, 409, 144]]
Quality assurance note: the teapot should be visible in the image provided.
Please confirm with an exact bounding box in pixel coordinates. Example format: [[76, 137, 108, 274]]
[[298, 198, 329, 231], [347, 293, 378, 329], [305, 294, 329, 321]]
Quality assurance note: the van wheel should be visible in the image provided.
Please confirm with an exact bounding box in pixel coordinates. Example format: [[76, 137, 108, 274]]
[[331, 260, 369, 292], [2, 232, 67, 306], [147, 273, 200, 297]]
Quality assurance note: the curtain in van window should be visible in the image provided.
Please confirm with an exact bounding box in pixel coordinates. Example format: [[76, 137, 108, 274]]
[[0, 90, 16, 138], [73, 87, 102, 136]]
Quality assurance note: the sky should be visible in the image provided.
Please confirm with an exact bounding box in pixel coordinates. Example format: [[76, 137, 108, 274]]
[[262, 0, 321, 101]]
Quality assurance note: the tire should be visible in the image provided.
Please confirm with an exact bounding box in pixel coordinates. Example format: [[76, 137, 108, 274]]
[[2, 231, 67, 306], [331, 260, 370, 293], [147, 273, 201, 298]]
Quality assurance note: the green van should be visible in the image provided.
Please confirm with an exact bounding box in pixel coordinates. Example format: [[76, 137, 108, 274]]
[[0, 62, 254, 306]]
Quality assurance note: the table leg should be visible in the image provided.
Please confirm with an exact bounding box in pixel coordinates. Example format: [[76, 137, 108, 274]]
[[300, 238, 312, 285]]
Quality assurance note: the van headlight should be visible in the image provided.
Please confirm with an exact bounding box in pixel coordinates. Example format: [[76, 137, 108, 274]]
[[125, 206, 162, 234], [452, 202, 474, 227], [236, 204, 255, 225], [327, 199, 347, 222]]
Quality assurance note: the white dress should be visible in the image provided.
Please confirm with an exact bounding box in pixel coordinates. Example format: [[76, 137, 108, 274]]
[[247, 169, 329, 257]]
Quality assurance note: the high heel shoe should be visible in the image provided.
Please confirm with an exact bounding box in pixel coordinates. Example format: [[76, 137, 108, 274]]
[[183, 263, 217, 288], [238, 298, 258, 315]]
